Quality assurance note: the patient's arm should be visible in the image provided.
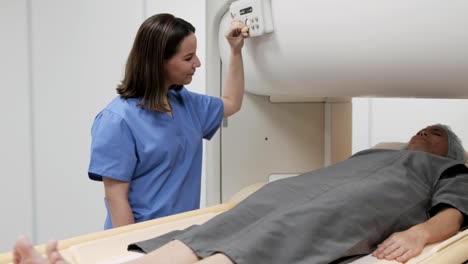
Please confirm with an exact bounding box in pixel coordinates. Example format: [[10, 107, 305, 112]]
[[372, 207, 463, 262]]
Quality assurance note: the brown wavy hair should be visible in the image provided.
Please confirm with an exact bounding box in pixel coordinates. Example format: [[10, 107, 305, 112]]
[[116, 13, 195, 112]]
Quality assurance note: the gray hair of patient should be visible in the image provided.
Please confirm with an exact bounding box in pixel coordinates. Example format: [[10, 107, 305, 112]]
[[438, 124, 466, 162], [404, 124, 465, 162]]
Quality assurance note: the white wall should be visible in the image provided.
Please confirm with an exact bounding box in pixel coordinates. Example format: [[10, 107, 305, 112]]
[[31, 0, 143, 246], [0, 0, 33, 253], [352, 98, 468, 153], [0, 0, 206, 252]]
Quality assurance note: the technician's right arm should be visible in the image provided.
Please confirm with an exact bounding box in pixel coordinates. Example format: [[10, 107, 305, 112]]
[[103, 177, 135, 228]]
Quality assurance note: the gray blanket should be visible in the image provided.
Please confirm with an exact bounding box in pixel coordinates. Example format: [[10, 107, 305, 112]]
[[128, 149, 468, 264]]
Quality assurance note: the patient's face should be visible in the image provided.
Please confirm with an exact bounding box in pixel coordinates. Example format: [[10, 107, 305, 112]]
[[407, 125, 449, 157]]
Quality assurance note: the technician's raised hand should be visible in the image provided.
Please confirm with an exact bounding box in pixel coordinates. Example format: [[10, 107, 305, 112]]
[[222, 21, 249, 117], [225, 21, 249, 54]]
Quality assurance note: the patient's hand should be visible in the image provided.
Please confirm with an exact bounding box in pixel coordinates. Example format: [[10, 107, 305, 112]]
[[371, 227, 428, 263]]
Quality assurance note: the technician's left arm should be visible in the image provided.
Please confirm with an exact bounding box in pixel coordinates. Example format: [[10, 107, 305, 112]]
[[222, 21, 248, 117]]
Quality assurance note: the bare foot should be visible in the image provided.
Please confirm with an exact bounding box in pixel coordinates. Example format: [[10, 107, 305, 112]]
[[45, 240, 67, 264], [13, 236, 67, 264]]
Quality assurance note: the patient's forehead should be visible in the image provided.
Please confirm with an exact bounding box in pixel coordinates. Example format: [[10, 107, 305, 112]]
[[418, 125, 447, 136]]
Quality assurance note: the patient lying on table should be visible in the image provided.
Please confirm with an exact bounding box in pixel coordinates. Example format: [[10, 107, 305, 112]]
[[13, 124, 468, 264]]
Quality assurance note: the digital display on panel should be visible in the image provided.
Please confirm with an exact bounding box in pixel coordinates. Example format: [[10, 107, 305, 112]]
[[240, 6, 253, 15]]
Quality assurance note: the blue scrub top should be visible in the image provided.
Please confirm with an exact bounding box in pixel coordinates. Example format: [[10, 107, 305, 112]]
[[88, 87, 224, 229]]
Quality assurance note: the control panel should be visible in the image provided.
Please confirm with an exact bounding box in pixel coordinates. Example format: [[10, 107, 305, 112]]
[[229, 0, 274, 37]]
